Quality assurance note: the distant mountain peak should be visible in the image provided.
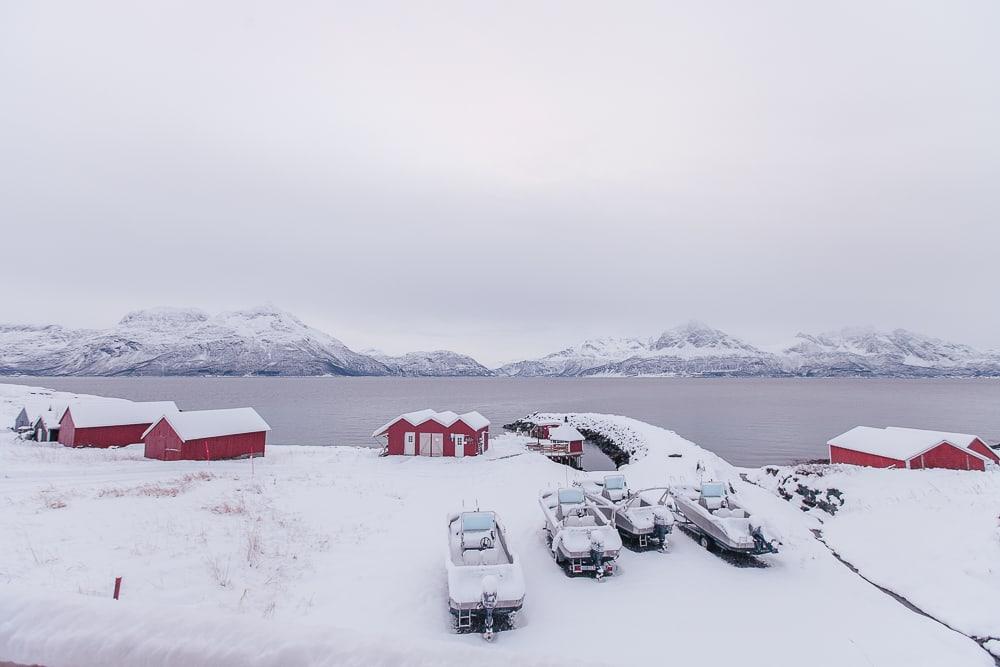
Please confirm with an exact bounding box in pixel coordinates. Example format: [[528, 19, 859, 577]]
[[368, 349, 494, 377], [650, 321, 762, 355]]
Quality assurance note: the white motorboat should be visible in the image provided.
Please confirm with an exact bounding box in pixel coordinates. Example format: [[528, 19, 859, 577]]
[[446, 511, 525, 640], [539, 487, 622, 580], [673, 482, 779, 555], [583, 474, 675, 550]]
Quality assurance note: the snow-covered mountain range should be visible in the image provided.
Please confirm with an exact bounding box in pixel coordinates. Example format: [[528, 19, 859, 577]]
[[1, 310, 997, 378], [0, 307, 392, 377], [497, 322, 1000, 378], [364, 350, 494, 377]]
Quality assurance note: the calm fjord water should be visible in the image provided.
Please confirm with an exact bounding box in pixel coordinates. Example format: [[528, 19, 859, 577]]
[[7, 377, 1000, 467]]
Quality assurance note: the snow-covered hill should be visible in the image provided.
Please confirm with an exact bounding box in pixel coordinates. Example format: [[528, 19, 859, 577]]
[[779, 327, 1000, 377], [365, 349, 495, 377], [499, 322, 1000, 378], [0, 307, 392, 377]]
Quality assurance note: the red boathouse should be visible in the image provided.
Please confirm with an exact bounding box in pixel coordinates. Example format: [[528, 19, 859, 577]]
[[828, 426, 998, 471], [59, 401, 179, 448], [547, 423, 585, 455], [529, 419, 563, 440], [142, 408, 270, 461], [372, 409, 490, 457]]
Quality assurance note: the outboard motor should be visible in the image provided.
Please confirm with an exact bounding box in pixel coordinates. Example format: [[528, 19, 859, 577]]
[[481, 575, 499, 641], [588, 529, 606, 580], [749, 520, 779, 555], [653, 507, 674, 550]]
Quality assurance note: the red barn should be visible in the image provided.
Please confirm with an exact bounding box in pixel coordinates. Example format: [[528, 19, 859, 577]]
[[829, 426, 998, 471], [373, 409, 489, 457], [59, 401, 179, 448], [142, 408, 270, 461]]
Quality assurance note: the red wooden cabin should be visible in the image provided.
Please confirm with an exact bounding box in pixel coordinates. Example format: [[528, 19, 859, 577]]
[[547, 423, 585, 454], [828, 426, 997, 471], [142, 408, 270, 461], [59, 401, 179, 448], [372, 409, 489, 457]]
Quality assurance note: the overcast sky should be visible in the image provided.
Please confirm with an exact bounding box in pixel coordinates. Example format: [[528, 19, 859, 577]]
[[1, 1, 998, 366]]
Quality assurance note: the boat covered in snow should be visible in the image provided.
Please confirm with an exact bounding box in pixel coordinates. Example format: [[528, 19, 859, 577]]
[[673, 482, 779, 555], [582, 474, 675, 550], [539, 487, 622, 579], [446, 511, 525, 640]]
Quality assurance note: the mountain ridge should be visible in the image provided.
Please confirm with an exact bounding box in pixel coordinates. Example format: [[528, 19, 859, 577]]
[[1, 310, 997, 378]]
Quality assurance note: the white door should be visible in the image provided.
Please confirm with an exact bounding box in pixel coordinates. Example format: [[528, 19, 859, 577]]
[[419, 433, 431, 456], [431, 434, 443, 457], [403, 432, 416, 456], [454, 435, 465, 458]]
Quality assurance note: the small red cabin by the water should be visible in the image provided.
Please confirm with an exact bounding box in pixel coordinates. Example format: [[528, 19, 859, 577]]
[[373, 409, 490, 457], [547, 423, 585, 454], [59, 401, 179, 448], [530, 419, 563, 440], [142, 408, 270, 461], [828, 426, 997, 471]]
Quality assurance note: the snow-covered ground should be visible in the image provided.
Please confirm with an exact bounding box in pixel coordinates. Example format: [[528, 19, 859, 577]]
[[0, 384, 993, 666], [748, 463, 1000, 650]]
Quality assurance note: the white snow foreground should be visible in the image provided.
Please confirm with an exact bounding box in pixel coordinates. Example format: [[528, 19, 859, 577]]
[[0, 585, 567, 667], [0, 386, 992, 666]]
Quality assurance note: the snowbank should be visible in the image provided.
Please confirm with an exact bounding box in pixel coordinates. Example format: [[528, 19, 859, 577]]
[[0, 387, 992, 666], [0, 586, 572, 667]]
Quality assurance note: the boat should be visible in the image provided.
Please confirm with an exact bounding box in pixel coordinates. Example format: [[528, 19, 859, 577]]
[[446, 511, 525, 640], [672, 481, 779, 555], [539, 487, 623, 579], [582, 474, 675, 550]]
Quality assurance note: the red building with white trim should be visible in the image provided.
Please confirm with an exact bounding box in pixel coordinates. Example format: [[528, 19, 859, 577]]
[[373, 409, 489, 457], [828, 426, 998, 471], [59, 401, 179, 448], [142, 408, 270, 461]]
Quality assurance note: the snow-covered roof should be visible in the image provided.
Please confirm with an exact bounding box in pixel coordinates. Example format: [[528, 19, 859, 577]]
[[884, 427, 980, 449], [547, 424, 584, 442], [66, 401, 179, 428], [18, 399, 69, 423], [372, 409, 490, 437], [829, 426, 988, 462], [533, 418, 563, 427], [142, 408, 270, 442], [35, 409, 65, 429]]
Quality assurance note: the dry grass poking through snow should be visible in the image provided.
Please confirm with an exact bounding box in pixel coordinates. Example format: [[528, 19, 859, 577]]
[[96, 471, 216, 499]]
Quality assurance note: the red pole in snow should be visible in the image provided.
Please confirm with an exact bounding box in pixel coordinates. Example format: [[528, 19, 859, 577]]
[[113, 576, 122, 600]]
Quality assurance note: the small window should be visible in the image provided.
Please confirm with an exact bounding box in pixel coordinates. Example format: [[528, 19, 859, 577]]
[[452, 434, 466, 447], [405, 433, 415, 444]]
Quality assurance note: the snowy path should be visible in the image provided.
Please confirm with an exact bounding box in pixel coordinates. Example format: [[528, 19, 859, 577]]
[[0, 386, 993, 666]]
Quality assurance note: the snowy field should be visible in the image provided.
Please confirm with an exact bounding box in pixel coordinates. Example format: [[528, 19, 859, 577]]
[[748, 463, 1000, 648], [0, 384, 994, 666]]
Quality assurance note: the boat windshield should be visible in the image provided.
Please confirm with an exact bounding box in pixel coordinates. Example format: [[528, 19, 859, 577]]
[[604, 475, 625, 490], [462, 512, 495, 532], [701, 483, 725, 498], [558, 488, 585, 504]]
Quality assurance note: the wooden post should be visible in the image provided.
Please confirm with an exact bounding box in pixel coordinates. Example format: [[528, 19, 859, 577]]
[[113, 576, 122, 600]]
